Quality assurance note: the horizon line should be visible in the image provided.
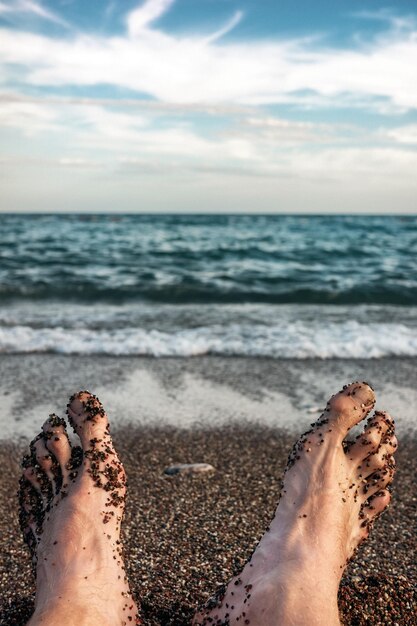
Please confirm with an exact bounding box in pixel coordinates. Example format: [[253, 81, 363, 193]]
[[1, 211, 416, 217]]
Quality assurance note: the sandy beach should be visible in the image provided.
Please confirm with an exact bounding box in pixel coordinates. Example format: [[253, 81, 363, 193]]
[[0, 356, 416, 625]]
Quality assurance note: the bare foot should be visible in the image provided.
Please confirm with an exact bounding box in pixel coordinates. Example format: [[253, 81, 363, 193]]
[[193, 382, 397, 626], [19, 392, 140, 626]]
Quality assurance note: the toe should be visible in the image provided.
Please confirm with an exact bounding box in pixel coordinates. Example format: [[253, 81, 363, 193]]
[[22, 465, 43, 494], [19, 469, 45, 546], [43, 414, 72, 483], [66, 390, 109, 446], [320, 381, 376, 435], [349, 411, 395, 459], [34, 437, 55, 485], [22, 526, 38, 559], [384, 434, 398, 455], [359, 489, 391, 533], [362, 462, 395, 498], [360, 442, 396, 475], [67, 391, 126, 520]]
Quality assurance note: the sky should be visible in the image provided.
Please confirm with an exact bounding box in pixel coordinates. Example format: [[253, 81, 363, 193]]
[[0, 0, 416, 213]]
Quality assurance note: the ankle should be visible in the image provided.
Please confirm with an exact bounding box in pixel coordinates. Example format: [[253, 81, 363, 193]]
[[245, 574, 340, 626], [239, 549, 341, 626], [279, 588, 340, 626]]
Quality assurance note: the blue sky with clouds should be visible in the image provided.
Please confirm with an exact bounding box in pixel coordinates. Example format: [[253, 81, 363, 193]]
[[0, 0, 416, 212]]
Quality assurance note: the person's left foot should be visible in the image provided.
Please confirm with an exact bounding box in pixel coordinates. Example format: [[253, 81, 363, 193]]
[[19, 391, 140, 626], [193, 382, 397, 626]]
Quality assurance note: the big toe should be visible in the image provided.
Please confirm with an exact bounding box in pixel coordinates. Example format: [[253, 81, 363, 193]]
[[321, 381, 376, 436], [66, 390, 109, 446]]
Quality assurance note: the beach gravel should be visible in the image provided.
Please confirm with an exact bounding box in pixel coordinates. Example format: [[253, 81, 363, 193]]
[[0, 425, 415, 626]]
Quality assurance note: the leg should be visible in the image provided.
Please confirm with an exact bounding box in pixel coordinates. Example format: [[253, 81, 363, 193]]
[[193, 382, 397, 626], [18, 392, 140, 626]]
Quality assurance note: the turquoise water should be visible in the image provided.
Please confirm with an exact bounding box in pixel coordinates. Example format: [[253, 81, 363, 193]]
[[1, 214, 417, 304], [0, 214, 416, 357]]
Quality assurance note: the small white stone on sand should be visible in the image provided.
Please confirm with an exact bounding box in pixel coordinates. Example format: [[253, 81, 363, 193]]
[[164, 463, 215, 476]]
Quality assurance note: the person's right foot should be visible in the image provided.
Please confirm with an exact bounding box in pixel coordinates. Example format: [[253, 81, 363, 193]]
[[193, 382, 397, 626], [19, 391, 140, 626]]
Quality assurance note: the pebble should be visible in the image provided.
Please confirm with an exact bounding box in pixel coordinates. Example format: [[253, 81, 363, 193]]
[[164, 463, 216, 476]]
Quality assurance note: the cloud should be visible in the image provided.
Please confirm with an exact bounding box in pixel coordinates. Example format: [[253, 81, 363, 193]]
[[384, 124, 417, 145], [76, 104, 149, 140], [0, 99, 58, 134], [0, 91, 253, 117], [2, 95, 415, 190], [0, 0, 71, 28], [0, 1, 416, 213], [127, 0, 175, 35], [0, 95, 258, 164], [203, 10, 244, 44], [58, 157, 100, 167], [243, 116, 350, 144], [0, 2, 416, 110], [76, 113, 258, 161], [281, 147, 417, 181], [0, 89, 414, 181], [351, 8, 416, 32]]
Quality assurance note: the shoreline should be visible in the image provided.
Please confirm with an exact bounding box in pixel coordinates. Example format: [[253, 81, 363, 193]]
[[1, 355, 417, 440], [0, 422, 415, 625]]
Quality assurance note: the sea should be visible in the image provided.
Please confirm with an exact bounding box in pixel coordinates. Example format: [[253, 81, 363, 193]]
[[1, 213, 417, 359]]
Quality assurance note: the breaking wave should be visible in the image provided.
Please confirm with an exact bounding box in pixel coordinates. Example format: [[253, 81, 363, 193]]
[[1, 320, 416, 358]]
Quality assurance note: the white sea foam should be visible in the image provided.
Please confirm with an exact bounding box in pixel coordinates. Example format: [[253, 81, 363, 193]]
[[0, 320, 417, 358], [2, 366, 416, 440]]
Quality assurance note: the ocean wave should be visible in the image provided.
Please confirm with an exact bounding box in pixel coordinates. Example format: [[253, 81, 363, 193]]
[[2, 214, 417, 305], [1, 321, 417, 358], [1, 283, 417, 305]]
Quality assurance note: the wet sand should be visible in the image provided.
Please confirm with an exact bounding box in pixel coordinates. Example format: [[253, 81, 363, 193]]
[[0, 423, 415, 626], [1, 355, 417, 439]]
